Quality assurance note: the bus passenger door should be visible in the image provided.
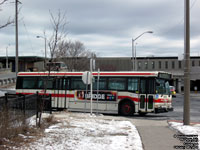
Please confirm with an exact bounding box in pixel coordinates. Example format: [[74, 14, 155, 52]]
[[139, 79, 146, 112], [53, 77, 64, 109], [63, 77, 70, 108], [139, 79, 155, 113], [146, 79, 155, 112]]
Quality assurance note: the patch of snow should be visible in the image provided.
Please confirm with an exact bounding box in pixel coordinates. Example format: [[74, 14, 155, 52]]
[[169, 121, 200, 150], [0, 90, 5, 97], [19, 112, 143, 150], [27, 113, 51, 127]]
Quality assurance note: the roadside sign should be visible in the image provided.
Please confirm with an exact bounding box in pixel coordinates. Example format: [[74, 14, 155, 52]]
[[82, 71, 91, 84]]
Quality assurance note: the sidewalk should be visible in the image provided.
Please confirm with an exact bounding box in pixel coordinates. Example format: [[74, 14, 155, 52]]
[[130, 119, 182, 150], [99, 116, 184, 150]]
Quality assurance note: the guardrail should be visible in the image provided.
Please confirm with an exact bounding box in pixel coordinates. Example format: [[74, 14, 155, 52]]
[[0, 77, 16, 86]]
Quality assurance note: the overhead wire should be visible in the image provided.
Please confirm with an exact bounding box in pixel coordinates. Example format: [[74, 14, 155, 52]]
[[156, 0, 198, 37], [21, 19, 35, 54]]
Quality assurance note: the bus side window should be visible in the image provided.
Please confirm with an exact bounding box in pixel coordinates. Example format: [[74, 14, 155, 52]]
[[54, 77, 63, 90], [108, 78, 126, 91], [38, 77, 54, 89], [93, 77, 107, 90], [22, 77, 38, 89], [63, 78, 70, 90], [128, 78, 138, 92], [71, 77, 85, 90], [147, 79, 155, 94]]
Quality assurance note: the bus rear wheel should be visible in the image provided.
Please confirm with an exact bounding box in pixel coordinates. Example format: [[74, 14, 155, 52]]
[[119, 101, 134, 116]]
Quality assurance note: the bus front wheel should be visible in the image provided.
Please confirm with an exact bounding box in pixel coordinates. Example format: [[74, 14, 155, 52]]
[[119, 101, 134, 116]]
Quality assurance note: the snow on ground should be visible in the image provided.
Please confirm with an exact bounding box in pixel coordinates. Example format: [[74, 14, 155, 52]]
[[0, 84, 16, 96], [0, 90, 5, 97], [169, 121, 200, 150], [19, 112, 143, 150]]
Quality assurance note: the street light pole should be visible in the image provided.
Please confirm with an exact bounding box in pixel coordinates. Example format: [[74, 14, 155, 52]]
[[132, 31, 153, 71], [132, 38, 135, 70], [135, 43, 138, 71], [6, 46, 9, 69], [36, 35, 47, 69]]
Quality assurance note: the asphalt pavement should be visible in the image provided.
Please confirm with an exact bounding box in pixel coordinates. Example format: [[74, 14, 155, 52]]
[[129, 119, 182, 150]]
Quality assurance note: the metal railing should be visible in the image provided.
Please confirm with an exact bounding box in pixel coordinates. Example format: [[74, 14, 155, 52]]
[[0, 93, 52, 119]]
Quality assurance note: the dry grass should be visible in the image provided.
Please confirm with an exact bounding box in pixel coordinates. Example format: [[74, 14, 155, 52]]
[[39, 115, 58, 129], [0, 108, 56, 149]]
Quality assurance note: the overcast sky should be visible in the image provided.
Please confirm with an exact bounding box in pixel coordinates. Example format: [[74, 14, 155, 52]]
[[0, 0, 200, 57]]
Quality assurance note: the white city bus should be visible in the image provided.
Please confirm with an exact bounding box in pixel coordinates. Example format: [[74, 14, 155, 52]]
[[16, 71, 173, 116]]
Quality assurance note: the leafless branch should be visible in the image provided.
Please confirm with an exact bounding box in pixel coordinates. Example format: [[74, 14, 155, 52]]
[[0, 0, 14, 29], [0, 17, 14, 29], [56, 40, 96, 71], [0, 0, 8, 5], [48, 9, 68, 60]]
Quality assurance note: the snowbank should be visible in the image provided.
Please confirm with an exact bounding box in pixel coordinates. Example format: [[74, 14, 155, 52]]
[[20, 112, 143, 150], [169, 121, 200, 150]]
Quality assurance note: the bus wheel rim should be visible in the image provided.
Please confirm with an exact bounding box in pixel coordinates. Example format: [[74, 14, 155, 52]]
[[124, 104, 130, 113]]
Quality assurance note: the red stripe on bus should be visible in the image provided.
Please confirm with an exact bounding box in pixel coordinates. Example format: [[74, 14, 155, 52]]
[[154, 99, 170, 103], [18, 72, 83, 76], [51, 94, 74, 98], [18, 72, 156, 76], [16, 92, 74, 98], [118, 96, 139, 102], [93, 73, 156, 76]]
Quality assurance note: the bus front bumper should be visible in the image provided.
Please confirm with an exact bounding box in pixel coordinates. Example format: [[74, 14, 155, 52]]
[[155, 107, 174, 113]]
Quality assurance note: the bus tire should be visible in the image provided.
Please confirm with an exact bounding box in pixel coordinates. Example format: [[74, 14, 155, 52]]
[[119, 100, 134, 116]]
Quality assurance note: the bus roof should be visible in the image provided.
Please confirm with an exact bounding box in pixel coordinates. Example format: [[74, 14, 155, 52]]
[[17, 71, 171, 78]]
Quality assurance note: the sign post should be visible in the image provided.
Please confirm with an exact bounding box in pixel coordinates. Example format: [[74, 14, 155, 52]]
[[90, 59, 94, 115]]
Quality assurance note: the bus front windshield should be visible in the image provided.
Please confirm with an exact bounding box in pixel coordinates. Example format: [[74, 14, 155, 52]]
[[156, 78, 170, 95]]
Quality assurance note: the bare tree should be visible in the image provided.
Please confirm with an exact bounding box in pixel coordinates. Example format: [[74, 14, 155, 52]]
[[56, 40, 96, 71], [48, 10, 68, 61], [0, 0, 14, 29]]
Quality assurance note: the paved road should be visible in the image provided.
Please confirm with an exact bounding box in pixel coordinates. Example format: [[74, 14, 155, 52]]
[[0, 72, 16, 79], [128, 93, 200, 123]]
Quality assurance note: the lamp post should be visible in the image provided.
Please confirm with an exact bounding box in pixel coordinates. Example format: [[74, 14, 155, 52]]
[[36, 35, 47, 68], [135, 43, 138, 71], [6, 45, 9, 69], [132, 31, 153, 71]]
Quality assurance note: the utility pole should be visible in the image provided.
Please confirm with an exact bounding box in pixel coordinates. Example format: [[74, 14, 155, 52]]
[[15, 0, 19, 77], [183, 0, 190, 125]]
